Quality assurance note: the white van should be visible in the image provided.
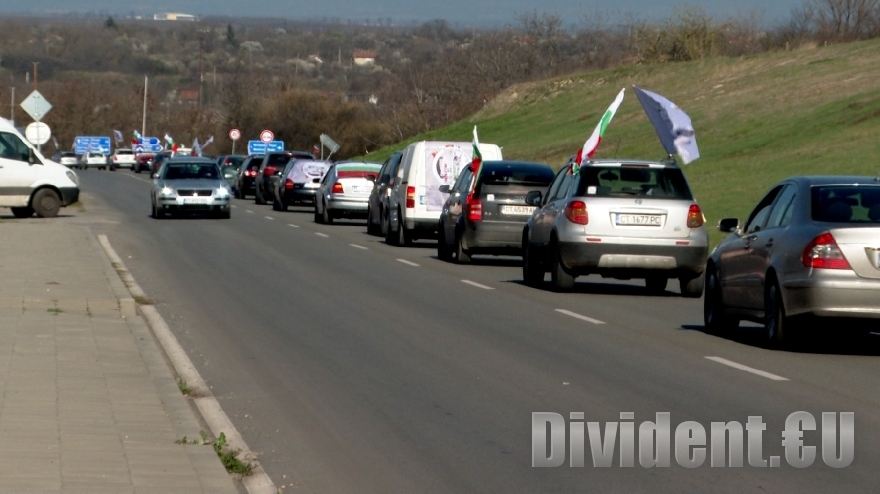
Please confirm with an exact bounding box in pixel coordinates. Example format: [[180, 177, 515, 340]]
[[384, 140, 502, 245], [0, 117, 80, 218]]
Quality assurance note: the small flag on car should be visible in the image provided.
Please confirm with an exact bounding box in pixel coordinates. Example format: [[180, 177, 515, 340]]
[[573, 87, 625, 174]]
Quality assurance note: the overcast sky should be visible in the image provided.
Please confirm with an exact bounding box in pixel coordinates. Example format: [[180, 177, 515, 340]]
[[3, 1, 805, 27]]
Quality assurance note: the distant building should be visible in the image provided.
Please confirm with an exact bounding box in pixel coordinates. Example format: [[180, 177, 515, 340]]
[[178, 90, 199, 104], [352, 51, 377, 66], [154, 13, 199, 22]]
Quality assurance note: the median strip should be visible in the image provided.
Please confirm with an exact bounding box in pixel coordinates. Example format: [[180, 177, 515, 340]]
[[555, 309, 605, 325], [461, 280, 493, 290], [396, 259, 420, 267], [705, 356, 789, 381]]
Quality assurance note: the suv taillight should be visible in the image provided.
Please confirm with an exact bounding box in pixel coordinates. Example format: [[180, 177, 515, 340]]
[[802, 233, 851, 270], [332, 183, 344, 194], [264, 165, 277, 176], [406, 186, 416, 208], [246, 170, 257, 177], [564, 200, 588, 225], [285, 178, 293, 190], [687, 204, 704, 228], [467, 194, 482, 222]]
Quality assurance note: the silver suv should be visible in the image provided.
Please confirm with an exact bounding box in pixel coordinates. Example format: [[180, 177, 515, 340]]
[[521, 157, 708, 296]]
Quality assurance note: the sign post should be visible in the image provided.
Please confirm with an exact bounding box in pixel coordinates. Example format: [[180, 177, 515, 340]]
[[229, 128, 241, 155], [319, 133, 340, 161], [20, 90, 52, 152]]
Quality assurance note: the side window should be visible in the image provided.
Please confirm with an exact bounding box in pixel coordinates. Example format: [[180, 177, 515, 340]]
[[322, 167, 335, 186], [458, 169, 474, 194], [745, 186, 784, 234], [765, 185, 797, 229], [378, 160, 391, 184], [544, 168, 568, 205], [0, 132, 31, 162], [551, 172, 575, 203]]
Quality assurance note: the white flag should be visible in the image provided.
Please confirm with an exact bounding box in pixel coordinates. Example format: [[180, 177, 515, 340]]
[[632, 86, 700, 164], [192, 138, 201, 156]]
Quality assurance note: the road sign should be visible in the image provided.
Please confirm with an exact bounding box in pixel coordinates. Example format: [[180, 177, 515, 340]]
[[229, 128, 241, 141], [319, 133, 340, 153], [25, 122, 51, 146], [74, 136, 112, 155], [20, 90, 52, 122], [247, 140, 284, 155], [260, 130, 274, 143]]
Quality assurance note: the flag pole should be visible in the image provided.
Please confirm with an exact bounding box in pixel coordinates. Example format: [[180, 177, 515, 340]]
[[141, 75, 148, 138]]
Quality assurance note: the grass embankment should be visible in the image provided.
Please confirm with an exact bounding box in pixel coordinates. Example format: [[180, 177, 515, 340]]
[[365, 39, 880, 246]]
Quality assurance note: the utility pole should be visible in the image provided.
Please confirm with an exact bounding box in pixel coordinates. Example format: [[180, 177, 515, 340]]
[[10, 87, 14, 125], [142, 75, 148, 138], [32, 62, 39, 90], [198, 35, 204, 107]]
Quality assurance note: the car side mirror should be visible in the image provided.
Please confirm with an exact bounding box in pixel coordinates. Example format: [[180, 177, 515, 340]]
[[718, 218, 739, 233], [152, 173, 159, 179], [526, 190, 542, 206], [438, 184, 451, 194]]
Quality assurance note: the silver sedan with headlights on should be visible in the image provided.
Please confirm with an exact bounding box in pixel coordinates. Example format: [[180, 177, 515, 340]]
[[704, 175, 880, 345], [150, 157, 232, 219]]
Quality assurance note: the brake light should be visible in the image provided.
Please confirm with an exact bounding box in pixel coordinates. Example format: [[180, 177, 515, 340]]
[[687, 204, 704, 228], [246, 170, 257, 177], [406, 186, 416, 208], [564, 200, 588, 225], [264, 165, 277, 176], [285, 178, 293, 190], [467, 194, 482, 222], [332, 183, 344, 194], [802, 233, 851, 270]]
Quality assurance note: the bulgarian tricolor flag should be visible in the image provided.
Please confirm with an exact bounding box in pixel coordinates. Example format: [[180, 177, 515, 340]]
[[471, 125, 483, 180], [573, 87, 625, 173]]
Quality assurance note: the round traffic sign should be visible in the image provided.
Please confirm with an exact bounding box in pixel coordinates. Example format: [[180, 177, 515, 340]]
[[229, 128, 241, 141], [260, 129, 274, 143], [25, 122, 51, 146]]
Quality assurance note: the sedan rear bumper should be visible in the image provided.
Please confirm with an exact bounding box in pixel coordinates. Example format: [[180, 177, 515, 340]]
[[327, 196, 369, 213], [783, 275, 880, 318]]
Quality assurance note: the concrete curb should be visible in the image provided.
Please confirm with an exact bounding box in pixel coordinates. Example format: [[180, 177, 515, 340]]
[[97, 234, 277, 494]]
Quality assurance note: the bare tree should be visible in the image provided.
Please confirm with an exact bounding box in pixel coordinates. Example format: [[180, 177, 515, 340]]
[[809, 0, 880, 41]]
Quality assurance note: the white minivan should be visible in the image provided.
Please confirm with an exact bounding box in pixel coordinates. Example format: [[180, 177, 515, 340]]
[[384, 140, 502, 246], [0, 117, 80, 218]]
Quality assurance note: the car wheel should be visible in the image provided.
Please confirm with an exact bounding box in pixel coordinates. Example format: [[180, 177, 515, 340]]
[[367, 207, 379, 235], [323, 205, 333, 224], [399, 212, 411, 246], [550, 238, 575, 292], [380, 209, 388, 237], [704, 268, 737, 334], [384, 211, 399, 246], [135, 166, 141, 174], [645, 276, 668, 293], [219, 210, 231, 219], [11, 206, 34, 218], [255, 185, 266, 205], [32, 189, 61, 218], [455, 229, 471, 264], [314, 203, 324, 223], [152, 203, 165, 219], [522, 236, 544, 287], [764, 278, 787, 346], [272, 196, 282, 211], [679, 273, 704, 298], [437, 223, 452, 261]]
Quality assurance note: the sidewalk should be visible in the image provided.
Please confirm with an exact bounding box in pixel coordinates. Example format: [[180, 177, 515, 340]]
[[0, 220, 239, 493]]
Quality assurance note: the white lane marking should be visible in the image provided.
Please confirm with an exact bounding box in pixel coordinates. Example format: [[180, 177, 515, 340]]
[[264, 216, 274, 220], [288, 223, 299, 228], [461, 279, 494, 290], [705, 357, 789, 381], [350, 244, 368, 250], [397, 259, 420, 267], [315, 232, 329, 238], [555, 309, 605, 325], [246, 210, 254, 214], [123, 173, 151, 183], [231, 205, 237, 208]]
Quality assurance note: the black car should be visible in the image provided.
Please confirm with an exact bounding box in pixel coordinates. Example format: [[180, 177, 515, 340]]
[[366, 151, 403, 236], [437, 160, 555, 263], [234, 155, 264, 199], [150, 151, 173, 176], [254, 151, 314, 205]]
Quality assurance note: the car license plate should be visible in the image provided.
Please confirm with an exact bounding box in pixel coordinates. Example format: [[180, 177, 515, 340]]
[[352, 185, 370, 193], [501, 205, 535, 215], [183, 197, 209, 205], [616, 214, 663, 226]]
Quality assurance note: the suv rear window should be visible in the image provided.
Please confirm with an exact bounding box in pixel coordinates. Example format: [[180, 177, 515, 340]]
[[477, 164, 554, 186], [575, 166, 693, 200], [266, 154, 293, 166], [812, 185, 880, 223]]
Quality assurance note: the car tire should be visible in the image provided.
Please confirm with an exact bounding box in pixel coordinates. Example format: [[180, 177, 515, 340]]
[[765, 278, 787, 347], [255, 185, 266, 205], [323, 205, 333, 224], [380, 209, 388, 237], [679, 273, 704, 298], [437, 223, 452, 261], [219, 210, 231, 219], [135, 166, 141, 174], [11, 206, 34, 218], [367, 207, 380, 236], [399, 212, 411, 246], [522, 236, 544, 287], [314, 204, 324, 223], [384, 211, 399, 246], [455, 230, 470, 264], [703, 268, 737, 334], [151, 203, 165, 219], [645, 276, 668, 293], [550, 238, 575, 292], [272, 196, 282, 211], [32, 189, 61, 218]]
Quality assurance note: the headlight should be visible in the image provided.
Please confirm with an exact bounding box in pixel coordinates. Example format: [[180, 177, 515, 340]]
[[66, 170, 79, 186], [160, 186, 176, 196], [215, 187, 230, 197]]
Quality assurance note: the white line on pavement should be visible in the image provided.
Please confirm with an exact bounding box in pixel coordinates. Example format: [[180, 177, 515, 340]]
[[555, 309, 605, 325], [246, 210, 254, 214], [288, 223, 299, 228], [264, 216, 274, 220], [315, 232, 329, 237], [231, 205, 237, 208], [705, 356, 789, 381], [397, 259, 420, 267], [350, 244, 368, 250], [461, 280, 494, 290]]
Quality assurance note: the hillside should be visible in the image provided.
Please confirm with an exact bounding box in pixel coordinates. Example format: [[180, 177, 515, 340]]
[[366, 39, 880, 245]]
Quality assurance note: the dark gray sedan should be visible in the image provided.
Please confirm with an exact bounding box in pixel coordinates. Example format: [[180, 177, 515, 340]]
[[705, 175, 880, 345], [150, 158, 232, 219]]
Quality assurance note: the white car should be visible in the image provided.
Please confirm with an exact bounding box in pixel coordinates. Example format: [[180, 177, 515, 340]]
[[110, 148, 137, 170], [80, 152, 108, 170], [313, 161, 382, 223], [54, 151, 79, 168]]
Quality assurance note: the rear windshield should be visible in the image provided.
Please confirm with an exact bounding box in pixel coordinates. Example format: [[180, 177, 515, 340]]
[[477, 164, 554, 186], [812, 185, 880, 223], [222, 156, 245, 167], [116, 150, 133, 155], [336, 164, 381, 179], [266, 154, 293, 166], [575, 166, 693, 200], [163, 164, 219, 180]]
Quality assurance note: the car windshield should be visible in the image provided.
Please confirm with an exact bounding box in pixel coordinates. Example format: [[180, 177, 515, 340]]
[[163, 163, 219, 180], [575, 165, 693, 200], [478, 164, 554, 186], [812, 185, 880, 223]]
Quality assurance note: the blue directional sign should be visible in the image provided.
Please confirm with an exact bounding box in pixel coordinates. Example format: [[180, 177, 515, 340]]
[[74, 136, 112, 155], [137, 137, 163, 153], [247, 140, 284, 155]]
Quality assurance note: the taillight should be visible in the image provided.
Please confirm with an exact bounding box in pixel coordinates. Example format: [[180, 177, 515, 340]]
[[467, 194, 482, 222], [264, 165, 277, 176], [802, 233, 851, 270], [246, 170, 257, 177], [285, 178, 293, 190], [332, 183, 344, 194], [687, 204, 704, 228], [405, 186, 416, 208], [564, 200, 588, 225]]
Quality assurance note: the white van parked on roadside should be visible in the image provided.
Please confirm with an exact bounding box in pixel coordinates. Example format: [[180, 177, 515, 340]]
[[384, 140, 502, 246], [0, 117, 80, 218]]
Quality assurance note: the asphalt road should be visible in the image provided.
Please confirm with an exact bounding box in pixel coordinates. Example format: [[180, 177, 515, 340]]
[[66, 168, 880, 493]]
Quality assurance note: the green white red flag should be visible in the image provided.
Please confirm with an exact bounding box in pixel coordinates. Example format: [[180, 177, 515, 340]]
[[471, 125, 483, 179], [573, 87, 625, 173]]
